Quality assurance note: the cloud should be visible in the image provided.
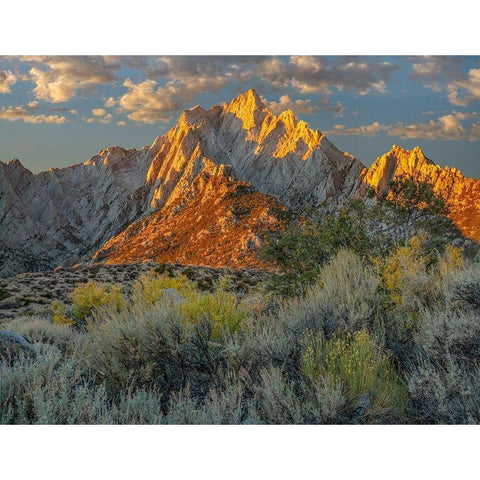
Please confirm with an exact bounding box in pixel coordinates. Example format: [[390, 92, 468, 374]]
[[410, 56, 464, 91], [263, 94, 344, 117], [117, 79, 179, 123], [21, 56, 121, 103], [0, 105, 66, 124], [105, 96, 116, 108], [0, 69, 17, 93], [469, 121, 480, 140], [92, 108, 106, 117], [117, 120, 127, 126], [85, 113, 113, 124], [328, 121, 384, 136], [447, 68, 480, 106], [112, 56, 397, 123], [327, 112, 474, 141], [254, 56, 398, 95]]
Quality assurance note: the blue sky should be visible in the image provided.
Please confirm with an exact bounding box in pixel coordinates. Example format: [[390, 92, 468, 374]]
[[0, 56, 479, 176]]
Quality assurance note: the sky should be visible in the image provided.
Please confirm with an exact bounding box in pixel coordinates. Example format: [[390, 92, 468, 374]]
[[0, 55, 479, 176]]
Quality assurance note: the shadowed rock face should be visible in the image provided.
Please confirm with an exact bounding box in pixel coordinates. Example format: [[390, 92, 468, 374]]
[[0, 90, 478, 276], [362, 145, 480, 242]]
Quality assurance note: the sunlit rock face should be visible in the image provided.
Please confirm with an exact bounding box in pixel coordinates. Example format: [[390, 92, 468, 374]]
[[363, 145, 480, 241], [146, 89, 365, 212], [94, 158, 291, 270]]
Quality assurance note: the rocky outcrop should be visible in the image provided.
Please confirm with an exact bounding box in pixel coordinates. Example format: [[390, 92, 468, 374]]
[[363, 145, 480, 241], [0, 145, 159, 277], [94, 158, 291, 270]]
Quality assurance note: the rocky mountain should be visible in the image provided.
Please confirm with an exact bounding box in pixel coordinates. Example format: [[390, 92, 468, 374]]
[[362, 145, 480, 242], [0, 89, 478, 277]]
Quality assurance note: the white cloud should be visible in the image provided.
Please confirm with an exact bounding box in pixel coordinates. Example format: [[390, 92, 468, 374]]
[[410, 56, 464, 91], [255, 56, 398, 95], [469, 121, 480, 140], [105, 96, 116, 108], [263, 94, 344, 117], [447, 68, 480, 106], [118, 79, 182, 123], [0, 105, 66, 124], [0, 69, 17, 94], [92, 108, 106, 117], [85, 113, 113, 124], [22, 56, 120, 103], [327, 112, 474, 141]]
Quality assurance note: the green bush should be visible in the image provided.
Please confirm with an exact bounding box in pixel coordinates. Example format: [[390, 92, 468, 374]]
[[262, 205, 371, 295], [301, 330, 407, 422]]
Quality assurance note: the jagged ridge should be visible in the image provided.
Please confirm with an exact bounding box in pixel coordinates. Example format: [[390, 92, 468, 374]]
[[363, 145, 480, 241]]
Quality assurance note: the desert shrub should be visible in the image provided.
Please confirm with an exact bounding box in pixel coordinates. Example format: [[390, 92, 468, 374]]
[[262, 205, 371, 295], [406, 357, 480, 424], [2, 316, 82, 355], [379, 234, 441, 315], [449, 263, 480, 313], [109, 389, 163, 424], [163, 380, 246, 424], [0, 352, 110, 424], [132, 271, 194, 306], [51, 300, 72, 326], [414, 309, 480, 364], [314, 249, 379, 335], [437, 244, 464, 280], [301, 330, 407, 422], [82, 302, 193, 397], [82, 300, 232, 400], [180, 282, 250, 340], [250, 367, 304, 424], [69, 282, 127, 326]]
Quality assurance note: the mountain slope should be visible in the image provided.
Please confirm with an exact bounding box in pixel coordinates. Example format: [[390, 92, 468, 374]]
[[363, 145, 480, 241], [93, 159, 291, 270]]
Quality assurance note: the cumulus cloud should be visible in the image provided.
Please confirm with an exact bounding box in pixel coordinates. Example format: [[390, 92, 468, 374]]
[[92, 108, 106, 117], [118, 79, 181, 123], [254, 56, 398, 95], [117, 120, 127, 126], [104, 96, 116, 108], [0, 105, 66, 124], [328, 121, 384, 136], [109, 56, 397, 124], [85, 113, 113, 124], [22, 56, 121, 103], [328, 112, 475, 141], [263, 94, 344, 117], [447, 68, 480, 106], [0, 69, 17, 93], [469, 121, 480, 140], [410, 56, 464, 91]]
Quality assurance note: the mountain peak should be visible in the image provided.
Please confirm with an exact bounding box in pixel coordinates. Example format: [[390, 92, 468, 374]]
[[224, 89, 266, 130]]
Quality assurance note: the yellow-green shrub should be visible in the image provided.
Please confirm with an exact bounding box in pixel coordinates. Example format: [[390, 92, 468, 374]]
[[181, 287, 249, 339], [132, 272, 195, 306], [51, 300, 72, 326], [70, 282, 126, 324], [301, 330, 407, 421]]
